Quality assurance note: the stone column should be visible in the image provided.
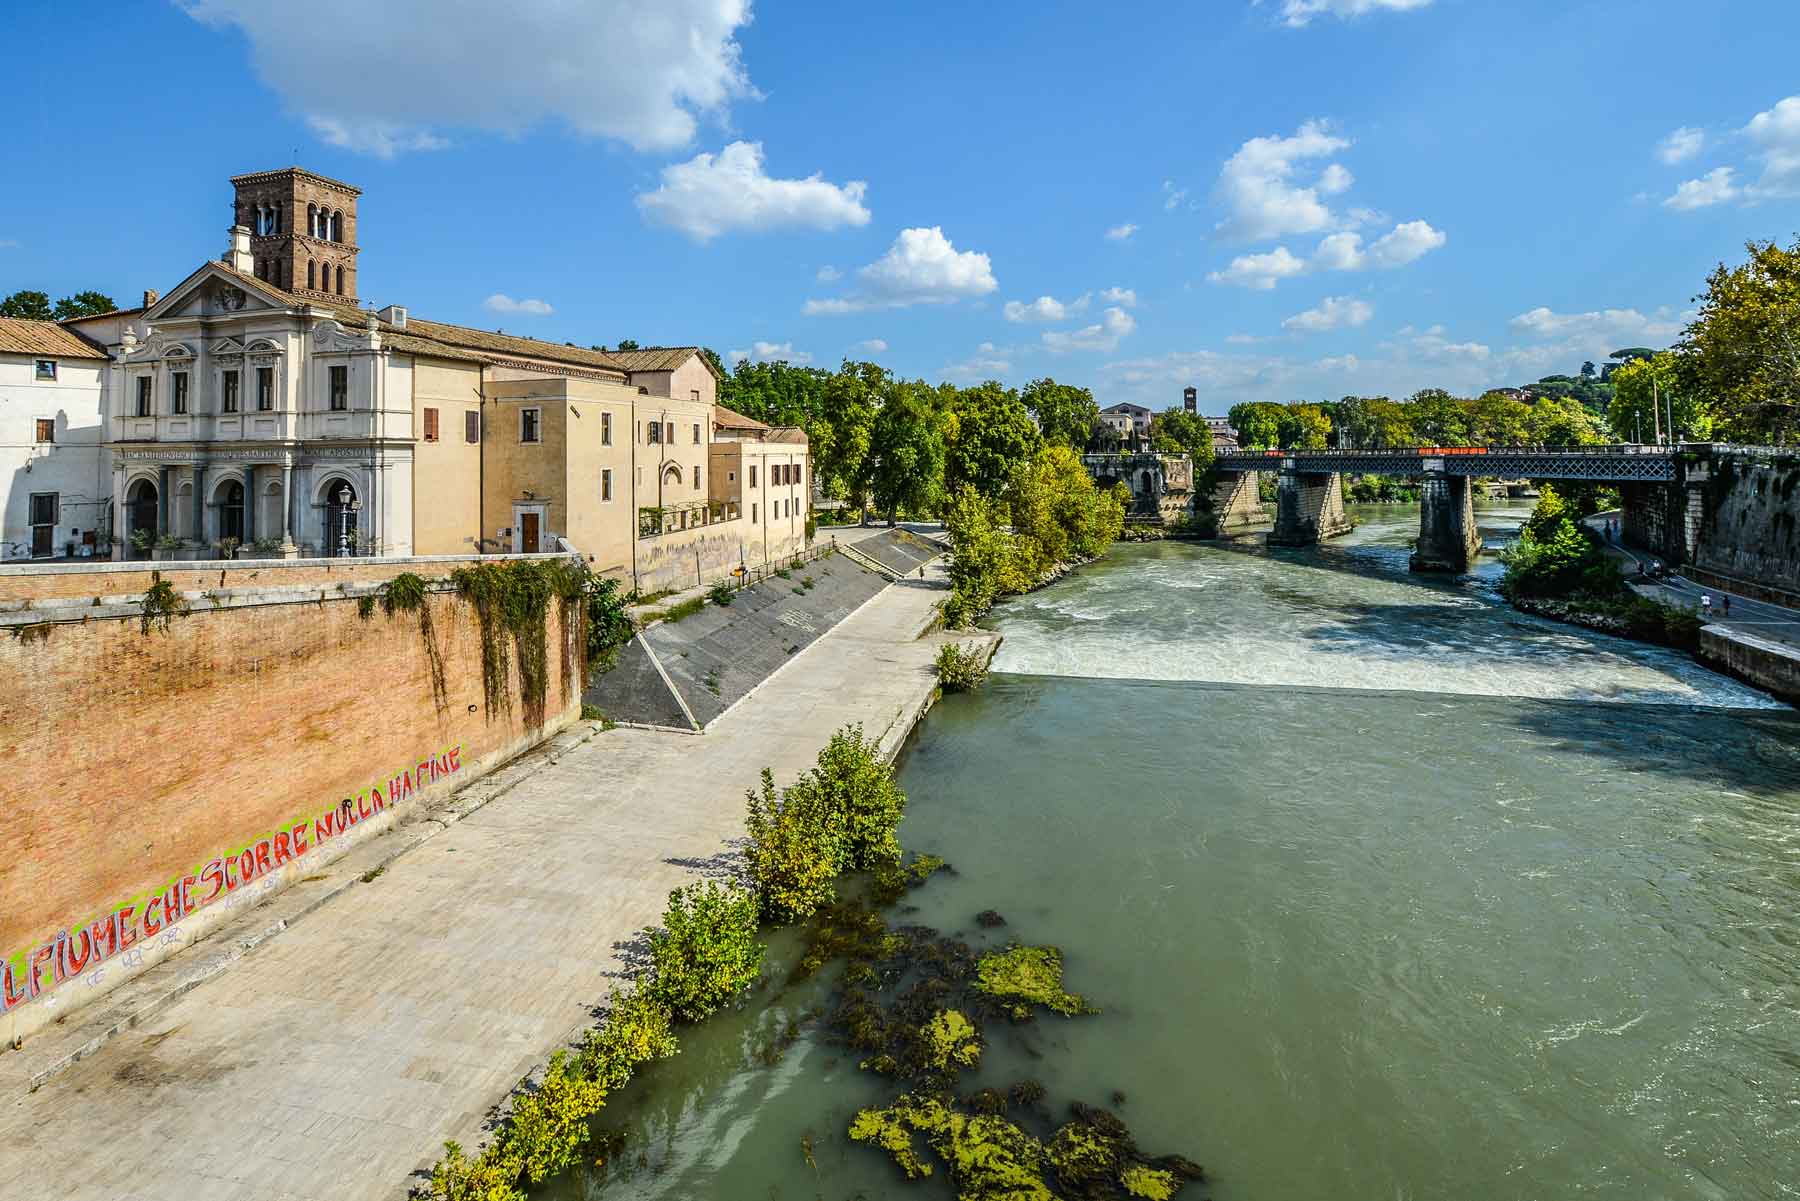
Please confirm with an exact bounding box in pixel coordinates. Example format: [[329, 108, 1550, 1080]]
[[1410, 467, 1480, 573], [156, 465, 171, 535], [1211, 470, 1268, 533], [281, 464, 295, 545], [192, 464, 206, 547], [1268, 467, 1354, 547], [242, 465, 256, 544]]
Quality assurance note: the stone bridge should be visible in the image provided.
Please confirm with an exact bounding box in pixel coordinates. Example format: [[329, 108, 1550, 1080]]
[[1211, 445, 1684, 572]]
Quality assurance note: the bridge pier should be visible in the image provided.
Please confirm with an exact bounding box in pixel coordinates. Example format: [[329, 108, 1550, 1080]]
[[1267, 467, 1353, 547], [1410, 469, 1480, 572], [1212, 470, 1268, 532]]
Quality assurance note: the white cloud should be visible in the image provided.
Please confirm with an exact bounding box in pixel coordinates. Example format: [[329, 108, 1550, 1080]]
[[181, 0, 752, 155], [483, 294, 553, 316], [636, 142, 870, 242], [1215, 120, 1352, 240], [0, 239, 18, 250], [859, 338, 888, 353], [1043, 307, 1136, 353], [1389, 324, 1490, 361], [1508, 306, 1684, 344], [1656, 126, 1706, 165], [729, 340, 813, 365], [1162, 181, 1190, 211], [804, 227, 997, 315], [1744, 95, 1800, 194], [1664, 166, 1739, 210], [942, 342, 1012, 382], [1282, 295, 1373, 333], [1225, 333, 1264, 345], [1105, 223, 1138, 241], [1313, 220, 1447, 270], [1100, 286, 1138, 307], [1207, 246, 1309, 290], [816, 265, 842, 282], [1211, 220, 1445, 289], [1268, 0, 1434, 28], [1004, 293, 1090, 323]]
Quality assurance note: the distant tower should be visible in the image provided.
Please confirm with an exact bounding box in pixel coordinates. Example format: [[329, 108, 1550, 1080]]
[[1183, 386, 1197, 414], [229, 167, 362, 300]]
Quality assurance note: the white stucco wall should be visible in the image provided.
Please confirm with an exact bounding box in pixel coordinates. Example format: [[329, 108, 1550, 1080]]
[[0, 353, 108, 560]]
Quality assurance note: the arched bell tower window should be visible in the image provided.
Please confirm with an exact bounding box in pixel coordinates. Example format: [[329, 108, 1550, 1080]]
[[307, 260, 316, 290], [335, 265, 344, 295], [307, 204, 317, 237], [330, 211, 343, 242]]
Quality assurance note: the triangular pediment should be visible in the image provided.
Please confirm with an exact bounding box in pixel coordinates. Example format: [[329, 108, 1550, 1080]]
[[142, 260, 298, 323]]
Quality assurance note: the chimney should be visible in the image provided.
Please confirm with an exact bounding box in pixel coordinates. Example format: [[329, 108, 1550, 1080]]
[[225, 224, 253, 274], [378, 304, 407, 329], [142, 289, 160, 309]]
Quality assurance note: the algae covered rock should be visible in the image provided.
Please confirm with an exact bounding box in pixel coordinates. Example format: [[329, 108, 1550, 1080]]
[[974, 944, 1097, 1019], [922, 1009, 983, 1070]]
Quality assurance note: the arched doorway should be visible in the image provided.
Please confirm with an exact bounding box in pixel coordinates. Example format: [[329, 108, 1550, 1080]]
[[217, 480, 245, 545], [126, 479, 158, 559], [322, 478, 359, 557]]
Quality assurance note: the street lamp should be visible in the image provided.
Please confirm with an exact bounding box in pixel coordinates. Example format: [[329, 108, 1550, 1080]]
[[337, 485, 352, 557]]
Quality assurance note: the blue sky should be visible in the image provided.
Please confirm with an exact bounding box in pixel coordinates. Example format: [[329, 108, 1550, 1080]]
[[3, 0, 1797, 410]]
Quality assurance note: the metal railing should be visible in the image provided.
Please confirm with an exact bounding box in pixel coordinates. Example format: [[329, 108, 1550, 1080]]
[[638, 499, 742, 540]]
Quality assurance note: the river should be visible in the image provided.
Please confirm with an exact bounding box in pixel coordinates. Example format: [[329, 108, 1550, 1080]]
[[543, 502, 1800, 1200]]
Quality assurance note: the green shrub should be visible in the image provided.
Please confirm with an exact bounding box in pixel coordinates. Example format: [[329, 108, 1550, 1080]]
[[576, 984, 679, 1090], [425, 1139, 524, 1201], [803, 723, 906, 872], [934, 642, 989, 693], [707, 580, 735, 607], [744, 768, 843, 923], [661, 594, 707, 623], [647, 881, 765, 1022], [506, 1051, 609, 1185]]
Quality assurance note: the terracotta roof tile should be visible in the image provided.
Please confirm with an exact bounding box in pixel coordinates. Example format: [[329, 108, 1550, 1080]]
[[0, 318, 109, 360], [712, 404, 770, 431], [607, 346, 724, 380]]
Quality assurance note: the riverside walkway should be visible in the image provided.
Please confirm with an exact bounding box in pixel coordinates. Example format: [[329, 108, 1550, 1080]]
[[0, 560, 983, 1201]]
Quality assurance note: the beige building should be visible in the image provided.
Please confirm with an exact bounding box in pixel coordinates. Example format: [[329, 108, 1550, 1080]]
[[52, 167, 808, 587]]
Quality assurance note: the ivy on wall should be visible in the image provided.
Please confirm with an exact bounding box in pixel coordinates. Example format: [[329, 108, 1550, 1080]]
[[451, 559, 588, 729]]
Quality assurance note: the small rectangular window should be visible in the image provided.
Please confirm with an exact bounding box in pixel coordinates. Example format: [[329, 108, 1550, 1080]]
[[601, 468, 613, 502], [602, 412, 613, 446], [222, 370, 240, 413], [423, 407, 440, 442], [172, 372, 189, 415], [690, 389, 700, 402], [33, 359, 56, 381], [329, 365, 348, 411], [692, 422, 700, 444], [647, 420, 661, 444], [520, 407, 541, 444], [752, 502, 757, 523], [256, 367, 274, 411], [34, 418, 54, 444], [136, 376, 153, 416], [465, 410, 481, 443], [749, 464, 757, 487], [693, 466, 701, 490]]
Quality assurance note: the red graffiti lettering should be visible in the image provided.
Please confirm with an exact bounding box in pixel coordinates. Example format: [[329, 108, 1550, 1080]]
[[290, 821, 309, 856], [252, 841, 272, 877], [314, 812, 338, 844], [272, 832, 291, 867], [237, 849, 256, 886], [28, 944, 54, 998], [86, 913, 120, 963], [356, 792, 370, 821], [142, 897, 163, 936], [200, 859, 225, 904], [3, 959, 28, 1010], [371, 786, 385, 814], [61, 927, 92, 977], [448, 746, 462, 772], [116, 905, 138, 950]]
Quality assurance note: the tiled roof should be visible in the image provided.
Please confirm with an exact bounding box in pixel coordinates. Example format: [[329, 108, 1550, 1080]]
[[712, 404, 770, 431], [0, 317, 109, 359], [606, 346, 724, 380], [768, 426, 809, 445]]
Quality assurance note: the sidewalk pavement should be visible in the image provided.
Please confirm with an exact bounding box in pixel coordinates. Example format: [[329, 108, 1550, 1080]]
[[0, 560, 982, 1201], [1585, 514, 1800, 649]]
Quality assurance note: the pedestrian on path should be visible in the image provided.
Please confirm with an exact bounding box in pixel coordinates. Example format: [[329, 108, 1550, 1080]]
[[1722, 594, 1731, 617], [1702, 593, 1713, 618]]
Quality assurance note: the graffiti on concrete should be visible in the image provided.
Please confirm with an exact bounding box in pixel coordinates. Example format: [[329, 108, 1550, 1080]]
[[2, 746, 463, 1013]]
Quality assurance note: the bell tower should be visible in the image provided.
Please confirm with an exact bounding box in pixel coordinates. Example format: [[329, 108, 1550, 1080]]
[[229, 167, 362, 301]]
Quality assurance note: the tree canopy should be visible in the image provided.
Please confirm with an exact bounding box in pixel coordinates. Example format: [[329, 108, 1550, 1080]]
[[1, 289, 117, 320], [1020, 378, 1099, 450], [1678, 235, 1800, 442]]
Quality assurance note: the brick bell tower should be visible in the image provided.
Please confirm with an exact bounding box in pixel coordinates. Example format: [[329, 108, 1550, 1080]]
[[229, 167, 361, 300]]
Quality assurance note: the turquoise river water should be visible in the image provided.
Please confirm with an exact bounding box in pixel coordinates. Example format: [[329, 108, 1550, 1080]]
[[544, 503, 1800, 1200]]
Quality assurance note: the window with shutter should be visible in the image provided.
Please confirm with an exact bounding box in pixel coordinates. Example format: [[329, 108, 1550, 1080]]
[[466, 410, 481, 443], [423, 407, 440, 442]]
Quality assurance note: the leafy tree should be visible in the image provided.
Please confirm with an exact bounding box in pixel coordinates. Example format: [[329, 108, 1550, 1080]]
[[1020, 377, 1100, 450], [1278, 402, 1331, 449], [811, 361, 882, 511], [744, 768, 842, 923], [943, 484, 1012, 627], [1528, 394, 1605, 446], [52, 291, 116, 320], [797, 723, 906, 872], [1407, 389, 1472, 445], [1227, 401, 1285, 449], [1610, 353, 1713, 443], [615, 338, 640, 351], [1467, 391, 1534, 445], [868, 380, 946, 523], [1148, 407, 1216, 470], [0, 290, 52, 320], [1579, 360, 1597, 380], [1523, 483, 1570, 541], [720, 358, 831, 427], [944, 382, 1041, 500], [1677, 235, 1800, 442]]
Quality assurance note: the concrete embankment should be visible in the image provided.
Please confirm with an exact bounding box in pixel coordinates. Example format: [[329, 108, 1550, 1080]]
[[1697, 625, 1800, 705], [0, 558, 991, 1201]]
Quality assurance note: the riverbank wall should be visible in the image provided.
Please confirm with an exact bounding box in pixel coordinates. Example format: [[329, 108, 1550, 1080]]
[[0, 556, 583, 1047], [1696, 625, 1800, 705]]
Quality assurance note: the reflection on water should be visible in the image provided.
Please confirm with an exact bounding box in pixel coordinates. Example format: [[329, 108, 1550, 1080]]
[[542, 503, 1800, 1201]]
